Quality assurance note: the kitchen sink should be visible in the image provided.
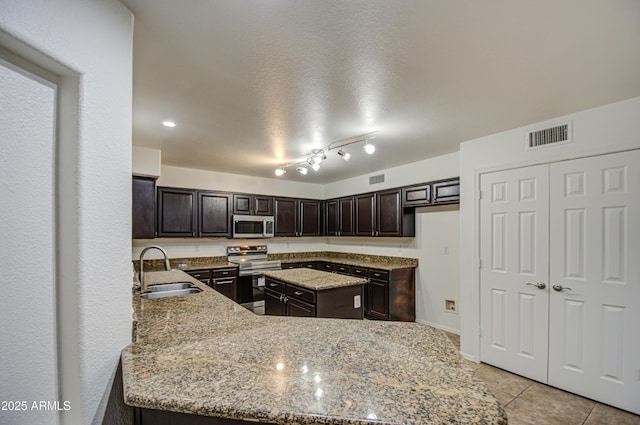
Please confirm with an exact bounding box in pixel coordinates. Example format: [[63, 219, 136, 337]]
[[146, 282, 194, 292], [140, 287, 202, 299]]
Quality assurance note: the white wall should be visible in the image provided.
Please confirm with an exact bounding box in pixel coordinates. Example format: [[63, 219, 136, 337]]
[[0, 1, 133, 424], [132, 146, 161, 177], [0, 56, 58, 425], [159, 164, 325, 199], [459, 96, 640, 361], [324, 151, 459, 198]]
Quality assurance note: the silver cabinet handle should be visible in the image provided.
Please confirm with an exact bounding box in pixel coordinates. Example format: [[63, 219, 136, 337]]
[[526, 282, 546, 290], [216, 280, 233, 285], [279, 294, 285, 301], [283, 296, 289, 303], [553, 284, 572, 292], [294, 291, 303, 296], [269, 283, 278, 287]]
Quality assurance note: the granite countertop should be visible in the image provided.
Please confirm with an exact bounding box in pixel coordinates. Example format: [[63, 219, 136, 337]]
[[263, 268, 366, 291], [122, 270, 506, 425], [269, 252, 418, 271]]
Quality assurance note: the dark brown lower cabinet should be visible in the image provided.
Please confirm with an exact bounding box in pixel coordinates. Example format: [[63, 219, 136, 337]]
[[361, 267, 415, 322], [186, 267, 238, 303], [265, 277, 362, 319], [135, 407, 268, 425]]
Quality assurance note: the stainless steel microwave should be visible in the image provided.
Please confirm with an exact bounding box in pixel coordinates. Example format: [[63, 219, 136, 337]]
[[232, 215, 275, 238]]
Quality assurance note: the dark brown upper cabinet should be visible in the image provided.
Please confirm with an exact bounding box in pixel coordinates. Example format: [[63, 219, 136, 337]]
[[355, 189, 414, 237], [355, 193, 376, 236], [402, 178, 459, 207], [402, 183, 431, 207], [156, 187, 197, 237], [432, 178, 460, 204], [198, 191, 232, 237], [274, 197, 322, 237], [325, 196, 354, 236], [132, 176, 156, 239], [232, 193, 273, 216]]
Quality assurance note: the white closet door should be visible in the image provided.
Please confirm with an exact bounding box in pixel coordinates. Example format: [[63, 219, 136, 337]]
[[480, 164, 550, 382], [548, 150, 640, 415]]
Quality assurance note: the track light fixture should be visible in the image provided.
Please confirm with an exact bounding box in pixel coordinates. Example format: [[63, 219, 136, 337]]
[[274, 131, 378, 177]]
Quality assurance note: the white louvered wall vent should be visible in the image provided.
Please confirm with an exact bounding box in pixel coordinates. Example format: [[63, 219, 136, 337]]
[[369, 174, 385, 185], [527, 122, 572, 149]]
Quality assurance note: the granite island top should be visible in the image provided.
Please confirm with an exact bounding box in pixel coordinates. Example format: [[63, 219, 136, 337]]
[[122, 270, 506, 425], [263, 268, 367, 291]]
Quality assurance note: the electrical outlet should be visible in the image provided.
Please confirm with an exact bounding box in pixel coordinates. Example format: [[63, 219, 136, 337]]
[[354, 295, 361, 309], [443, 246, 449, 255], [445, 299, 457, 313]]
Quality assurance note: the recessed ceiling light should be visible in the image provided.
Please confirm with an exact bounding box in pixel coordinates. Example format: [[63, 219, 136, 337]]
[[162, 120, 176, 128], [274, 168, 286, 176]]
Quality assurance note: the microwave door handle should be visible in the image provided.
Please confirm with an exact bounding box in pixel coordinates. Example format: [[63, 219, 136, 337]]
[[263, 218, 268, 238]]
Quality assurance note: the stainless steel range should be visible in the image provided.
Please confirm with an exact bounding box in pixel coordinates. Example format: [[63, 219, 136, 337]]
[[227, 245, 281, 314]]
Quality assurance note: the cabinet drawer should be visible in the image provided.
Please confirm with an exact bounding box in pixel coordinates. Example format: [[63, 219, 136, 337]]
[[335, 264, 351, 275], [351, 267, 368, 277], [368, 269, 389, 281], [212, 268, 237, 278], [265, 278, 285, 293], [320, 262, 335, 272], [212, 276, 236, 286], [287, 284, 316, 304], [186, 269, 211, 282]]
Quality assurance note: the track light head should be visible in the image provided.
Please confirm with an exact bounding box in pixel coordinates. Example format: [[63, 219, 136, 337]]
[[364, 142, 375, 154], [296, 166, 308, 175], [337, 149, 351, 161], [274, 168, 286, 177]]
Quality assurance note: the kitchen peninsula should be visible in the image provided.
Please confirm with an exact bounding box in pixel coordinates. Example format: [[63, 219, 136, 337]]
[[122, 270, 507, 425]]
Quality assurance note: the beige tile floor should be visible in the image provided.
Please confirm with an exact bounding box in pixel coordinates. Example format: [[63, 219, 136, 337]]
[[443, 332, 640, 425]]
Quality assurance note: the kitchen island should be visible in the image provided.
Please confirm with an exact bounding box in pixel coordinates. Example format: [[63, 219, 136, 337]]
[[122, 270, 507, 425], [262, 268, 366, 319]]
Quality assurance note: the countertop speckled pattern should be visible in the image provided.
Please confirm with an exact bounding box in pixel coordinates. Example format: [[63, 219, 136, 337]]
[[122, 270, 506, 425], [271, 251, 418, 271], [263, 268, 366, 290]]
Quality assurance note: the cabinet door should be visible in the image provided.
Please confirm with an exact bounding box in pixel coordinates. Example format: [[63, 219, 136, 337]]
[[287, 297, 316, 317], [355, 193, 375, 236], [212, 277, 237, 302], [402, 183, 430, 207], [274, 197, 298, 236], [339, 196, 354, 236], [367, 278, 388, 320], [157, 187, 197, 237], [198, 191, 231, 237], [265, 289, 286, 316], [299, 199, 322, 236], [232, 193, 253, 215], [432, 179, 460, 204], [376, 189, 403, 236], [325, 199, 338, 236], [132, 177, 156, 239], [254, 196, 273, 216]]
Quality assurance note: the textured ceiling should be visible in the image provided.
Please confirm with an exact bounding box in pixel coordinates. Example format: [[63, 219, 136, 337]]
[[122, 0, 640, 183]]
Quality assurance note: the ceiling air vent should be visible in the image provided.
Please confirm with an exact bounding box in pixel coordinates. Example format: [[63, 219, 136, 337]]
[[527, 122, 571, 149], [369, 174, 385, 185]]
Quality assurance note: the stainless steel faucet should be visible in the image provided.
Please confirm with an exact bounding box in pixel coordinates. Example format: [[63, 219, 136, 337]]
[[139, 245, 171, 291]]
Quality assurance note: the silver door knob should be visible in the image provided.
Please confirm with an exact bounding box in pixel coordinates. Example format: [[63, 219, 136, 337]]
[[552, 284, 572, 292], [526, 282, 546, 289]]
